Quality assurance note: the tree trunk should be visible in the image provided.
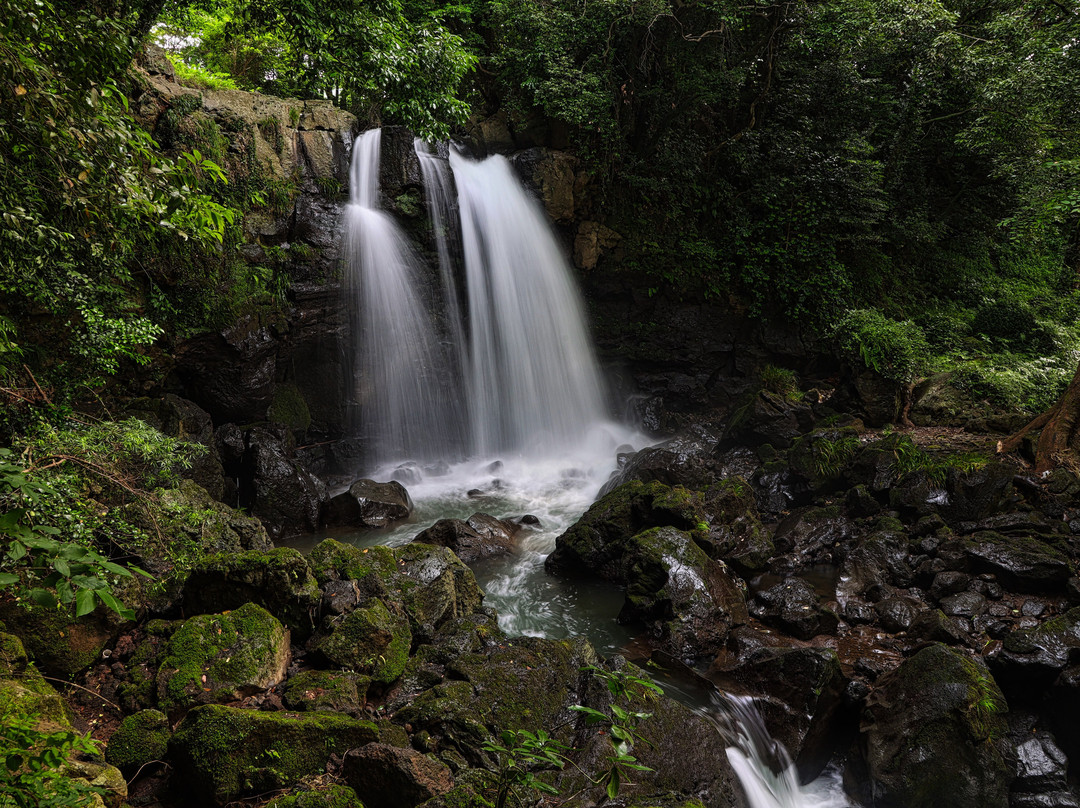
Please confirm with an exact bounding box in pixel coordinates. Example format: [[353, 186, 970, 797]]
[[999, 360, 1080, 472]]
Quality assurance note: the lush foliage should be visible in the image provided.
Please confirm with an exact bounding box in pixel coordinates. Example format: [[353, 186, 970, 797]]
[[156, 0, 477, 140], [0, 700, 103, 808], [0, 419, 199, 620], [833, 309, 929, 385], [481, 729, 567, 808]]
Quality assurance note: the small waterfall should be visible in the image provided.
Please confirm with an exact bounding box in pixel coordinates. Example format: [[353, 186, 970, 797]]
[[706, 692, 850, 808], [451, 147, 608, 458], [343, 130, 464, 463]]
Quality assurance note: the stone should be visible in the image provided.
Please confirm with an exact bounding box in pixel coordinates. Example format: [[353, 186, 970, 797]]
[[282, 670, 370, 716], [324, 479, 413, 529], [701, 477, 773, 576], [731, 390, 814, 449], [169, 704, 378, 803], [988, 608, 1080, 691], [182, 548, 321, 638], [156, 478, 273, 556], [749, 577, 839, 641], [860, 644, 1011, 808], [342, 744, 454, 808], [248, 427, 328, 537], [314, 599, 411, 685], [963, 531, 1070, 594], [412, 513, 518, 564], [156, 603, 290, 713], [874, 597, 926, 633], [105, 709, 170, 773]]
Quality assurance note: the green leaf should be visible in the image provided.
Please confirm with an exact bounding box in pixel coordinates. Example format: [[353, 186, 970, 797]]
[[28, 589, 58, 608], [606, 766, 620, 799], [0, 572, 19, 586], [74, 588, 95, 617]]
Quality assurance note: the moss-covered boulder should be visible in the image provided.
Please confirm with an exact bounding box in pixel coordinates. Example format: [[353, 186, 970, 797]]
[[860, 644, 1011, 808], [343, 743, 454, 807], [157, 478, 273, 556], [309, 540, 483, 637], [105, 709, 170, 773], [283, 669, 370, 715], [700, 477, 773, 576], [181, 547, 321, 637], [314, 599, 410, 684], [547, 481, 709, 579], [266, 785, 364, 808], [156, 603, 290, 713], [169, 704, 379, 804], [0, 632, 73, 725], [619, 526, 748, 660], [0, 601, 114, 678]]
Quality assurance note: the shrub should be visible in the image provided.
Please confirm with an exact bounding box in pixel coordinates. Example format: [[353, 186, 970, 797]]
[[833, 309, 929, 384], [971, 300, 1056, 354]]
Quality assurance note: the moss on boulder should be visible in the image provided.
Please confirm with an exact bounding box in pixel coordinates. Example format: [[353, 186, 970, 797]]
[[169, 704, 379, 804], [266, 785, 365, 808], [283, 669, 370, 715], [156, 602, 290, 712], [105, 709, 170, 772], [0, 601, 114, 678], [315, 598, 411, 684]]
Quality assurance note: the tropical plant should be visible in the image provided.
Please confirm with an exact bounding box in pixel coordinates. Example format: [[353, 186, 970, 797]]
[[481, 728, 568, 808]]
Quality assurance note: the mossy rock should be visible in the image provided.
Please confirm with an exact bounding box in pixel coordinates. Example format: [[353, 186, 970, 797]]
[[620, 526, 747, 660], [182, 547, 321, 637], [961, 531, 1070, 593], [861, 643, 1011, 808], [315, 599, 410, 685], [788, 427, 863, 490], [701, 477, 773, 575], [0, 601, 114, 678], [309, 540, 483, 635], [266, 785, 364, 808], [169, 704, 379, 804], [545, 480, 708, 581], [283, 670, 370, 715], [156, 602, 290, 713], [105, 709, 170, 773], [156, 478, 273, 558], [268, 383, 312, 432]]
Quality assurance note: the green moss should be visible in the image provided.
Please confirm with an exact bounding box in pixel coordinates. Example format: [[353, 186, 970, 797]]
[[105, 709, 170, 771], [315, 599, 410, 685], [169, 705, 379, 803], [282, 670, 369, 714], [308, 540, 397, 587], [157, 603, 289, 712], [0, 602, 110, 677], [268, 383, 312, 432], [267, 785, 364, 808]]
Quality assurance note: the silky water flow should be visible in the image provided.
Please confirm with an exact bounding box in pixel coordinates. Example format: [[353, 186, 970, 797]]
[[342, 129, 851, 808]]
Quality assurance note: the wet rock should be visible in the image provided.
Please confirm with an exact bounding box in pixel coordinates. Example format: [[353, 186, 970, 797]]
[[617, 526, 748, 660], [787, 427, 864, 492], [342, 743, 454, 808], [0, 600, 115, 678], [940, 591, 987, 619], [156, 478, 273, 555], [321, 579, 362, 616], [601, 444, 720, 495], [772, 505, 853, 568], [963, 532, 1070, 594], [988, 608, 1080, 692], [853, 370, 901, 426], [182, 548, 321, 638], [412, 513, 518, 564], [874, 597, 926, 633], [700, 477, 773, 576], [942, 463, 1016, 524], [125, 394, 225, 500], [716, 646, 848, 780], [1009, 724, 1079, 808], [169, 704, 378, 804], [313, 598, 411, 685], [908, 609, 973, 647], [248, 427, 327, 537], [324, 479, 414, 529], [749, 577, 838, 641], [837, 527, 913, 606], [860, 644, 1011, 808], [930, 571, 971, 602], [265, 785, 365, 808], [847, 484, 883, 517], [729, 390, 814, 449], [156, 603, 290, 713]]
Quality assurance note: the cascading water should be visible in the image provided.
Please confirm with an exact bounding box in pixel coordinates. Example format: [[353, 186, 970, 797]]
[[341, 128, 852, 808], [343, 130, 464, 463]]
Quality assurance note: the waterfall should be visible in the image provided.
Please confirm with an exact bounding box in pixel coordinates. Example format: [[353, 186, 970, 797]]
[[705, 692, 850, 808], [343, 129, 464, 464], [347, 129, 612, 467], [450, 147, 608, 457]]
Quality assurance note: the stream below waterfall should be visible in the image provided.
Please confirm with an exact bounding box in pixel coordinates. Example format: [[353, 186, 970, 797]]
[[300, 127, 854, 807]]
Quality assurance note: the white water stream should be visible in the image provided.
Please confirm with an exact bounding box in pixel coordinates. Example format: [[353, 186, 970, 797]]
[[338, 128, 851, 808]]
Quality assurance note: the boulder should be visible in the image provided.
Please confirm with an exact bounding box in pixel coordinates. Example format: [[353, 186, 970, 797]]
[[860, 644, 1011, 808], [282, 670, 370, 716], [988, 608, 1080, 692], [156, 478, 273, 556], [617, 526, 749, 660], [700, 477, 774, 577], [963, 532, 1070, 594], [105, 709, 171, 774], [0, 600, 114, 678], [169, 704, 378, 804], [324, 479, 413, 529], [125, 394, 226, 500], [266, 785, 364, 808], [749, 577, 839, 641], [248, 427, 328, 537], [941, 463, 1016, 524], [601, 444, 720, 495], [412, 512, 518, 564], [313, 598, 411, 685], [181, 548, 321, 637], [728, 390, 814, 449], [342, 744, 454, 808], [156, 603, 290, 713]]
